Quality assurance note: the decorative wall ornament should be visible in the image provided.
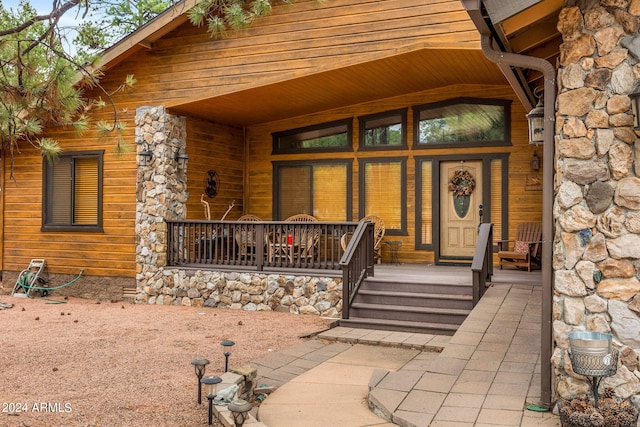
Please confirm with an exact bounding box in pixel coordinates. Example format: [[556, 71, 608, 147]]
[[449, 168, 476, 197], [204, 169, 220, 198]]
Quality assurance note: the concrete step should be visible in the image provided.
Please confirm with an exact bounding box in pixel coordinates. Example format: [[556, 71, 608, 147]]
[[339, 317, 458, 336]]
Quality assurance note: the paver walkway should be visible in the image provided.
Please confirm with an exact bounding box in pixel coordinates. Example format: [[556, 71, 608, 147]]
[[251, 284, 561, 427]]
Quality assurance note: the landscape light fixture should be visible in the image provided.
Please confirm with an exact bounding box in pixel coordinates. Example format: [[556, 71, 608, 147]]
[[526, 93, 545, 145], [629, 84, 640, 131], [200, 375, 222, 425], [228, 399, 253, 427], [139, 143, 153, 166], [221, 340, 235, 372], [191, 357, 210, 404]]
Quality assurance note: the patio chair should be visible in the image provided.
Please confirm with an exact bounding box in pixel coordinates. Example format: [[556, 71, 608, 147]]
[[234, 215, 262, 259], [340, 215, 385, 264], [282, 214, 320, 262], [362, 215, 385, 264], [497, 222, 542, 272]]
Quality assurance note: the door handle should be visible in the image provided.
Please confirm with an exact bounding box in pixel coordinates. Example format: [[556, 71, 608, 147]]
[[478, 204, 484, 233]]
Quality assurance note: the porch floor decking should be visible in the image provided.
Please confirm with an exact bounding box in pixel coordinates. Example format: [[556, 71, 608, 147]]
[[177, 262, 542, 287], [373, 264, 542, 286]]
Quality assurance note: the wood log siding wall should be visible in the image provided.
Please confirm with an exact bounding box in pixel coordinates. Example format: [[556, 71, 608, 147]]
[[185, 118, 245, 221], [3, 127, 138, 278], [1, 0, 542, 279]]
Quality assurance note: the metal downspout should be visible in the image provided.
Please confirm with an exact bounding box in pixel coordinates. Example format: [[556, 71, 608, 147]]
[[480, 33, 556, 409]]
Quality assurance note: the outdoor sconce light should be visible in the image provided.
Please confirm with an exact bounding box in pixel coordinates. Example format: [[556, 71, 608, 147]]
[[139, 143, 153, 166], [200, 375, 222, 425], [228, 399, 253, 427], [630, 84, 640, 131], [221, 339, 235, 372], [530, 150, 540, 171], [191, 357, 210, 404], [175, 151, 189, 169], [527, 94, 545, 145]]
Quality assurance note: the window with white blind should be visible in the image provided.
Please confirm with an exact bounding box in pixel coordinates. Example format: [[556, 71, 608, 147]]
[[43, 151, 103, 231], [273, 161, 352, 221], [359, 158, 406, 235]]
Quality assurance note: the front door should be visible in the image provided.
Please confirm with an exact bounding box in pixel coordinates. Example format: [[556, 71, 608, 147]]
[[440, 160, 482, 260]]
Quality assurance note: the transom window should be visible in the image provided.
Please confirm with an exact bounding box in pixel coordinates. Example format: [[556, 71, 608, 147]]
[[273, 119, 352, 154], [414, 98, 510, 147], [358, 108, 407, 149], [43, 151, 103, 231]]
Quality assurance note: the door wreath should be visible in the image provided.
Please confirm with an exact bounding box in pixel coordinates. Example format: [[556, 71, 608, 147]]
[[449, 169, 476, 197]]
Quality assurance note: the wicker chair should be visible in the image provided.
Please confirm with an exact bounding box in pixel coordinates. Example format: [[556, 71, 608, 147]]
[[281, 214, 320, 262], [341, 215, 386, 264], [497, 222, 542, 272], [234, 215, 262, 259]]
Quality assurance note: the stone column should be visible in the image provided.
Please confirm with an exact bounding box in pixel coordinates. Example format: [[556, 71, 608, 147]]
[[553, 1, 640, 403], [135, 106, 188, 302]]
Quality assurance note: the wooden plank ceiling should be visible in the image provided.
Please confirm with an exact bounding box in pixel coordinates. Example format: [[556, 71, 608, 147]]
[[169, 48, 508, 127]]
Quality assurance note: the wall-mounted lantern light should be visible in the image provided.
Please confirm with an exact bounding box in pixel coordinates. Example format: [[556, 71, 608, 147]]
[[175, 151, 189, 169], [531, 150, 540, 171], [527, 93, 544, 145], [629, 84, 640, 131], [139, 143, 153, 166]]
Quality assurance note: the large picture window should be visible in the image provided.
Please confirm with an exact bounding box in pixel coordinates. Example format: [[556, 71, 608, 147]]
[[272, 119, 352, 154], [43, 151, 103, 231], [273, 161, 352, 220], [414, 98, 510, 148], [358, 108, 407, 150], [359, 158, 406, 235]]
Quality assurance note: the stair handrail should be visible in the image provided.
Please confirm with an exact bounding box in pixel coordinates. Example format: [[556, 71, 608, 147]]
[[471, 223, 493, 306], [339, 220, 375, 319]]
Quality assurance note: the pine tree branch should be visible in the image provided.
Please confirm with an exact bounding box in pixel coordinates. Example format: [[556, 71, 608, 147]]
[[0, 0, 83, 37]]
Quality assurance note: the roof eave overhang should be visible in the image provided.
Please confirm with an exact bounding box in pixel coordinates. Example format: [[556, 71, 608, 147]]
[[100, 0, 198, 70]]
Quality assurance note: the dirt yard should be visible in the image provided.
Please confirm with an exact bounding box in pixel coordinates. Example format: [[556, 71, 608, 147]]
[[0, 294, 332, 426]]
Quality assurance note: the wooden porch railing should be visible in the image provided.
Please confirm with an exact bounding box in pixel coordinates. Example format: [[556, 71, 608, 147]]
[[166, 220, 358, 271], [471, 223, 494, 306], [339, 220, 375, 319]]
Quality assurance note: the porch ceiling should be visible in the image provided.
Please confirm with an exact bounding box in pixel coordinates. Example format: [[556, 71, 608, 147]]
[[167, 48, 509, 127]]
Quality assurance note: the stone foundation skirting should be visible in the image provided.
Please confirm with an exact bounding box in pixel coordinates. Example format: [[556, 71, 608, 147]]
[[136, 268, 343, 317]]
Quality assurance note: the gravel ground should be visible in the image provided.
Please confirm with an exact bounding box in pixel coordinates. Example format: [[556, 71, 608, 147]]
[[0, 294, 332, 426]]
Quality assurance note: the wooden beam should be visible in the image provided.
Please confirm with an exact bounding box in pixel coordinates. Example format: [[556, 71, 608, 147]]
[[500, 0, 563, 36], [137, 39, 153, 49], [483, 0, 541, 24]]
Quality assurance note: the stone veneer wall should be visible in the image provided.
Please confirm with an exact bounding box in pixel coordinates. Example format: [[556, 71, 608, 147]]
[[134, 106, 343, 317], [137, 269, 342, 317], [553, 1, 640, 403]]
